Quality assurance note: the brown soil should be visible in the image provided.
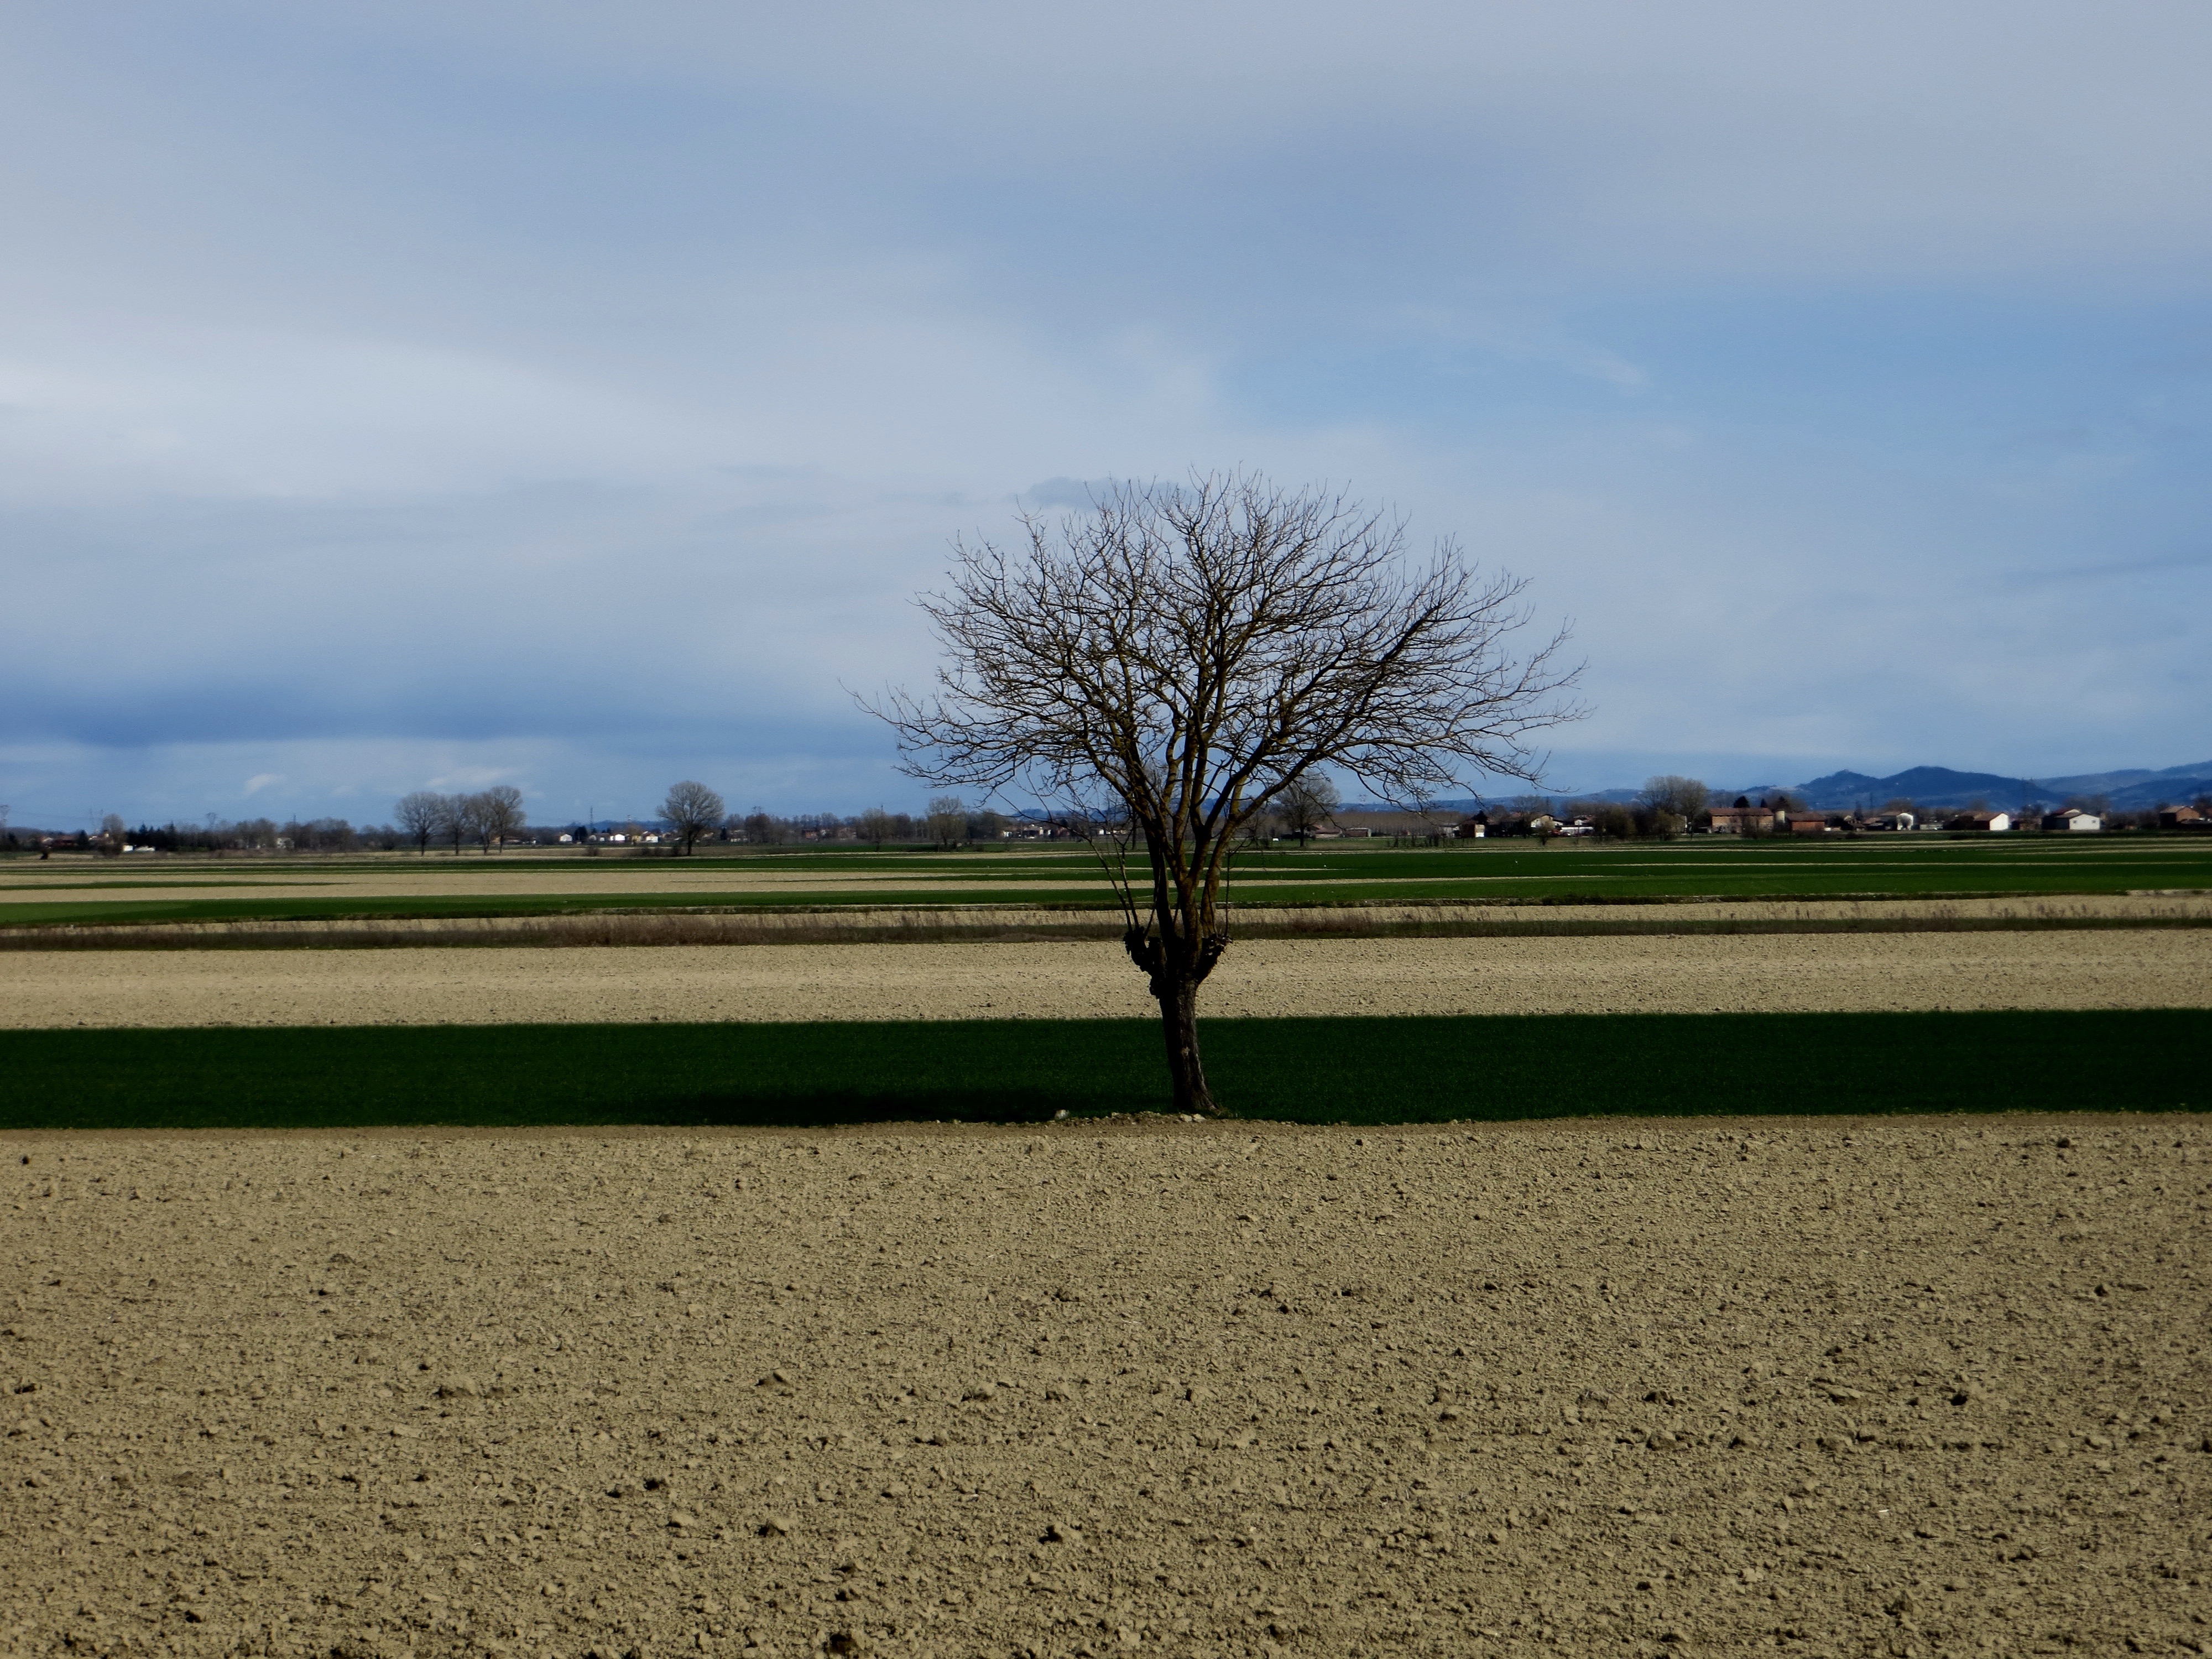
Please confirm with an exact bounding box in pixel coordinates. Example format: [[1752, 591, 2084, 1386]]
[[2, 1117, 2203, 1657], [3, 929, 2209, 1029]]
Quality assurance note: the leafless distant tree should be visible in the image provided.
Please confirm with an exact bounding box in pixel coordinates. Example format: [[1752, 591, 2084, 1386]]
[[660, 781, 726, 855], [857, 806, 896, 849], [476, 785, 526, 852], [1636, 774, 1708, 837], [395, 792, 444, 855], [873, 472, 1580, 1115], [1274, 773, 1339, 847], [437, 794, 469, 855], [740, 811, 788, 845], [1639, 775, 1709, 821], [455, 792, 494, 854], [925, 794, 968, 848]]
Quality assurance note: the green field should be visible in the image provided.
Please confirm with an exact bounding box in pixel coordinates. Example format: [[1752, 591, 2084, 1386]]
[[3, 834, 2209, 930], [2, 1009, 2200, 1130]]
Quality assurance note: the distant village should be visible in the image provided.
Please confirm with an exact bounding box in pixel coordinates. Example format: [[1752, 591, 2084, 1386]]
[[1443, 795, 2208, 841]]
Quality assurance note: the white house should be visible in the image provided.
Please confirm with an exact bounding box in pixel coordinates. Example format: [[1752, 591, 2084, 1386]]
[[2042, 808, 2103, 833]]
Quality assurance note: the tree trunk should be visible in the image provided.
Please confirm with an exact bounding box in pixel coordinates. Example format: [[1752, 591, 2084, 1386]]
[[1155, 978, 1218, 1116]]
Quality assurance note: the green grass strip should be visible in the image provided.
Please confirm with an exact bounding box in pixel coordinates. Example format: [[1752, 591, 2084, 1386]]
[[0, 1010, 2201, 1130], [6, 836, 2211, 929]]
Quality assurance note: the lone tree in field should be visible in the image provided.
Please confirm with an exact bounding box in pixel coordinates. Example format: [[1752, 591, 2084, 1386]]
[[660, 780, 726, 855], [873, 473, 1580, 1115]]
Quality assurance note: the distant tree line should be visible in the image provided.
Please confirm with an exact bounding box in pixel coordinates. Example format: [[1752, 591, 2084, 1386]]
[[32, 816, 414, 855], [10, 775, 2206, 857], [14, 764, 2212, 860], [726, 796, 1009, 847], [394, 787, 527, 854]]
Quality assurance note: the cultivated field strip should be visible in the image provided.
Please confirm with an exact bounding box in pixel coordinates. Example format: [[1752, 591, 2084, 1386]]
[[6, 838, 2210, 932], [6, 894, 2210, 954], [4, 929, 2210, 1030], [1, 1117, 2203, 1657]]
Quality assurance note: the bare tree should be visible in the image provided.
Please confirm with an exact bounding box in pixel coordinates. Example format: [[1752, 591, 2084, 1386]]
[[455, 792, 494, 854], [1639, 775, 1709, 821], [857, 806, 896, 849], [925, 794, 968, 848], [438, 794, 469, 855], [660, 781, 726, 855], [477, 785, 526, 852], [1274, 773, 1339, 847], [395, 792, 442, 854], [1635, 774, 1708, 837], [873, 472, 1579, 1115]]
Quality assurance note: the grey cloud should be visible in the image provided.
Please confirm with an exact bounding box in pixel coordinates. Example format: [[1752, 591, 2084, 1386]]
[[4, 2, 2210, 820]]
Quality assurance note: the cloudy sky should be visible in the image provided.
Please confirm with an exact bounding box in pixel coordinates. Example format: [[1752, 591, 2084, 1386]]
[[4, 2, 2208, 828]]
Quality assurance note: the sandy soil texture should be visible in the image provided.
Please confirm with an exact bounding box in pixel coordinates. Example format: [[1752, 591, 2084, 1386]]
[[3, 929, 2210, 1029], [1, 1117, 2204, 1658]]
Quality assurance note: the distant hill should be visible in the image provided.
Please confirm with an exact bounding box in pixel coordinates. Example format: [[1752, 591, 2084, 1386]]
[[1786, 761, 2212, 811], [1342, 758, 2212, 816]]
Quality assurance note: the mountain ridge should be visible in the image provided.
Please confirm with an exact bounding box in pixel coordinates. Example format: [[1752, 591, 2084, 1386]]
[[1345, 760, 2212, 815]]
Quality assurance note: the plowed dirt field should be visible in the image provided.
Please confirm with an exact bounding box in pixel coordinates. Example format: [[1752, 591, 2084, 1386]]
[[2, 1117, 2205, 1658]]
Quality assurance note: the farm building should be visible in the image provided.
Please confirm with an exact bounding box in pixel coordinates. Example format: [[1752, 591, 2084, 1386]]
[[1704, 802, 1832, 834], [1945, 811, 2012, 832], [2158, 805, 2205, 830], [2041, 808, 2103, 833], [1705, 803, 1769, 834]]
